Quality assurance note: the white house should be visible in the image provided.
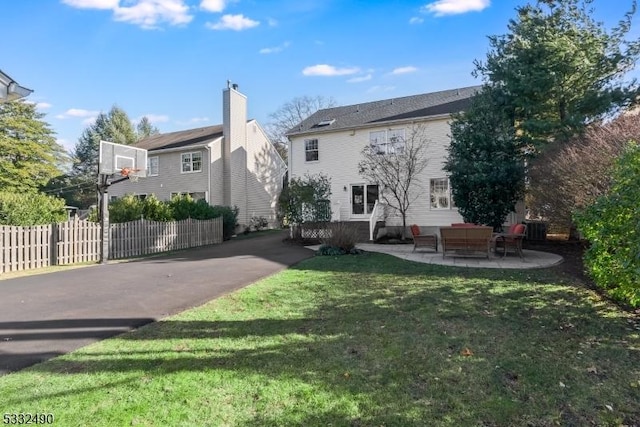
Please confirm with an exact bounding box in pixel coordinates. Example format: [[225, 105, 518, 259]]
[[286, 86, 525, 238], [109, 84, 287, 228], [0, 69, 32, 103]]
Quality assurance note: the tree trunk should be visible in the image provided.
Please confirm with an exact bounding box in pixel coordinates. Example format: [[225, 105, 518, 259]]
[[401, 214, 407, 240]]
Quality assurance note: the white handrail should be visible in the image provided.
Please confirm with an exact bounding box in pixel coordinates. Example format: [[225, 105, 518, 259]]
[[369, 200, 382, 241]]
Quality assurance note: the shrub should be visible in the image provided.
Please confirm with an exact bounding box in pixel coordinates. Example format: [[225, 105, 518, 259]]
[[574, 142, 640, 307], [320, 222, 359, 253], [109, 194, 144, 223], [0, 192, 67, 225], [210, 205, 239, 240], [142, 195, 173, 222], [250, 216, 269, 231]]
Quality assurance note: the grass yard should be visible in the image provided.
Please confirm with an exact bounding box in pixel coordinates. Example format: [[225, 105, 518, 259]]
[[1, 252, 639, 426]]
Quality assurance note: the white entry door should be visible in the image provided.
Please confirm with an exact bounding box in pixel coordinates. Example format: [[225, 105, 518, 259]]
[[350, 184, 379, 217]]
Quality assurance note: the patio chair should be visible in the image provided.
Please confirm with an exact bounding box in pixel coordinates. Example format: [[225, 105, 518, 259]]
[[493, 223, 527, 259], [410, 224, 438, 252]]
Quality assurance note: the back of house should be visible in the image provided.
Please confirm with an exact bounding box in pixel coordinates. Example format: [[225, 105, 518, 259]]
[[286, 85, 525, 238]]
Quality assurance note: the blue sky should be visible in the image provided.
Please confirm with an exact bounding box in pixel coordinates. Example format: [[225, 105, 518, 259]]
[[4, 0, 639, 152]]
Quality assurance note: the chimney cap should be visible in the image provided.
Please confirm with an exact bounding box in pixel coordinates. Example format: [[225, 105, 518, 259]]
[[232, 83, 239, 91]]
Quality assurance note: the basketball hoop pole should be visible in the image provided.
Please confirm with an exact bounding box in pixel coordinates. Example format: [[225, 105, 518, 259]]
[[98, 174, 110, 264]]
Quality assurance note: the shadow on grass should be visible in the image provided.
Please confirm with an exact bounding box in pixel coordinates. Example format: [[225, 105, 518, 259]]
[[20, 254, 640, 425]]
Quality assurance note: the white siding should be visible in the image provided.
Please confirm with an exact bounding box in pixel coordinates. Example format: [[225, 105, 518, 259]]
[[289, 118, 464, 227], [245, 120, 287, 226]]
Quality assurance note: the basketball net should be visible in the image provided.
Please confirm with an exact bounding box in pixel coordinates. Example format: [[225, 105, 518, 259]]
[[120, 167, 141, 182]]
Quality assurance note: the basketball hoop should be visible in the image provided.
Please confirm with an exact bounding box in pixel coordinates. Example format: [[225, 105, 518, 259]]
[[120, 167, 141, 182]]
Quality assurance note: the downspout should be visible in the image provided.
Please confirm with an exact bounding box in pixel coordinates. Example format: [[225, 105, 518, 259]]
[[206, 145, 212, 204]]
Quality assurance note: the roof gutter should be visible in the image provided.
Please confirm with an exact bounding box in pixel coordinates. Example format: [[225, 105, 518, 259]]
[[145, 139, 220, 154], [0, 70, 33, 102], [286, 112, 453, 138]]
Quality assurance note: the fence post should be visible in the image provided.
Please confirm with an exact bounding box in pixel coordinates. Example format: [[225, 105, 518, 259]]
[[50, 223, 58, 266]]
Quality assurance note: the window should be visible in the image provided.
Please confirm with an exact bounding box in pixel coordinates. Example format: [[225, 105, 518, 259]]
[[147, 156, 159, 176], [370, 129, 405, 154], [305, 139, 318, 162], [181, 152, 202, 173], [134, 194, 147, 201], [351, 184, 379, 215], [430, 178, 453, 209]]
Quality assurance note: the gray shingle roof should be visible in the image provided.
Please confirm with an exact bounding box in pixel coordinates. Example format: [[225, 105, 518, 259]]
[[135, 124, 224, 151], [286, 85, 481, 137]]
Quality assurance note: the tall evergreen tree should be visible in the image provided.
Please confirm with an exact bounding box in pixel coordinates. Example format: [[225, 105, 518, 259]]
[[0, 100, 66, 192], [476, 0, 640, 152], [136, 116, 160, 140], [445, 88, 525, 231]]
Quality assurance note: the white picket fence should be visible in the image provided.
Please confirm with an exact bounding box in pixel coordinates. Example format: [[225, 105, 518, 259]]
[[0, 217, 223, 273]]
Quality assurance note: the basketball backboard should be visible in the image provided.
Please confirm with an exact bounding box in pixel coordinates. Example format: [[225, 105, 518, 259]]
[[99, 140, 147, 178]]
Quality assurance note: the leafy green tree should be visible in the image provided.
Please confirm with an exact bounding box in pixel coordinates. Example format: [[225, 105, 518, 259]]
[[278, 173, 331, 225], [0, 191, 67, 225], [476, 0, 640, 152], [445, 88, 525, 231], [0, 100, 66, 192], [574, 142, 640, 307], [136, 116, 160, 140]]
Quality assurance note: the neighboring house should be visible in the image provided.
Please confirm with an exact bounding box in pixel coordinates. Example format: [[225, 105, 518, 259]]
[[109, 84, 287, 228], [286, 86, 524, 237], [0, 69, 32, 102]]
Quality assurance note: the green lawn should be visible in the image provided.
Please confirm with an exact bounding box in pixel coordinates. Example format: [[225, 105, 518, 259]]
[[1, 252, 639, 426]]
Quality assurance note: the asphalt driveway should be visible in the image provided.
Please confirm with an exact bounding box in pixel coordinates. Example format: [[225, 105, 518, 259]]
[[0, 231, 313, 375]]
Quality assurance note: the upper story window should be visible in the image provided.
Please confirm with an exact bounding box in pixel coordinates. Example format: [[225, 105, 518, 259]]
[[369, 128, 405, 155], [147, 156, 159, 176], [305, 139, 319, 162], [430, 178, 454, 209], [181, 152, 202, 173]]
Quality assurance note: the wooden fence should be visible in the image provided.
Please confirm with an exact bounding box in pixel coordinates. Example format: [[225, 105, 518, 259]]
[[0, 217, 223, 274]]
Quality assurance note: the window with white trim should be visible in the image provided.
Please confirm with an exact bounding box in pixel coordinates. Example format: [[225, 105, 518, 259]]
[[430, 178, 453, 209], [305, 139, 319, 162], [181, 152, 202, 173], [369, 128, 405, 154], [147, 156, 159, 176]]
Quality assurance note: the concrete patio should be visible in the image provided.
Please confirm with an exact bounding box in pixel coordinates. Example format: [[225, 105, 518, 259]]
[[309, 243, 563, 269]]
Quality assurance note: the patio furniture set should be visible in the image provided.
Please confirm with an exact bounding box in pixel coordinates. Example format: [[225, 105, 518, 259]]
[[410, 223, 527, 259]]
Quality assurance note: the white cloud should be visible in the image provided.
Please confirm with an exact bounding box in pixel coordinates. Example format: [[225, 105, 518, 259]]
[[114, 0, 193, 29], [56, 108, 100, 119], [422, 0, 490, 16], [61, 0, 119, 9], [267, 17, 278, 27], [367, 85, 396, 94], [303, 64, 360, 77], [347, 74, 372, 83], [391, 66, 418, 75], [259, 41, 290, 54], [200, 0, 225, 12], [63, 0, 193, 29], [189, 117, 210, 123], [409, 16, 424, 24], [82, 116, 98, 126], [206, 14, 259, 31], [36, 102, 52, 109]]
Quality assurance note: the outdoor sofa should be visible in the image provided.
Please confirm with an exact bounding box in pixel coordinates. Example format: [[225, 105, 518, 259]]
[[440, 225, 493, 258]]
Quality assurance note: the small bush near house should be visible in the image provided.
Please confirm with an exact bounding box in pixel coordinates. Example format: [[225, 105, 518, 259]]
[[574, 142, 640, 307], [318, 222, 361, 255], [210, 205, 239, 240], [142, 195, 173, 222], [250, 216, 269, 231], [0, 192, 67, 225]]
